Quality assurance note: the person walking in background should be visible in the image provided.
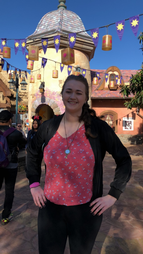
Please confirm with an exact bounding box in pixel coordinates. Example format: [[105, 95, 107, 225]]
[[27, 116, 42, 144], [0, 110, 27, 225], [26, 75, 132, 254]]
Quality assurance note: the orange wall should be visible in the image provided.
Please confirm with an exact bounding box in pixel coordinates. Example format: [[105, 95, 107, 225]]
[[92, 99, 143, 135]]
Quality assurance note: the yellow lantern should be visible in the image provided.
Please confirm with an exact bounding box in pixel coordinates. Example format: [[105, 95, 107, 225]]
[[30, 75, 35, 83], [37, 73, 41, 80], [52, 70, 58, 78], [61, 47, 75, 65], [28, 45, 39, 61], [27, 60, 34, 70], [3, 46, 11, 58], [102, 35, 112, 51], [93, 77, 98, 85], [110, 81, 114, 87]]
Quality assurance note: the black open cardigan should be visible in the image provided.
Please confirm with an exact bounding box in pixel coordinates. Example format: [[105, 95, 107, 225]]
[[27, 114, 132, 201]]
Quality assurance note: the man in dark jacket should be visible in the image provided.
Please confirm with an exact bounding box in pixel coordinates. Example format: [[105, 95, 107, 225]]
[[0, 110, 27, 225]]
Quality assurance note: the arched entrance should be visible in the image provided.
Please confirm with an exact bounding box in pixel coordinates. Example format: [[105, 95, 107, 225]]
[[36, 104, 54, 122], [100, 110, 118, 132]]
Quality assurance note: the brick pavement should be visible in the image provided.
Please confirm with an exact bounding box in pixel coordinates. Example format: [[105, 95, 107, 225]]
[[0, 144, 143, 254]]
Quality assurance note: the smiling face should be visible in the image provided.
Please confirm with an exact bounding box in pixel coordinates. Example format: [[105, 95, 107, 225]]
[[62, 79, 87, 115]]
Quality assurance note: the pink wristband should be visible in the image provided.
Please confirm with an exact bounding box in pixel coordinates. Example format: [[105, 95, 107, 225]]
[[30, 182, 40, 188]]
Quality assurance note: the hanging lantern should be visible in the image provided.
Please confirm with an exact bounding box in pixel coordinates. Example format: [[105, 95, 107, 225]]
[[28, 45, 39, 61], [52, 70, 58, 78], [20, 76, 27, 90], [93, 77, 98, 85], [61, 47, 75, 65], [30, 75, 35, 83], [37, 73, 41, 80], [39, 82, 45, 93], [8, 72, 12, 79], [102, 35, 112, 51], [3, 46, 11, 58], [0, 65, 2, 72], [110, 81, 114, 88], [27, 60, 34, 70], [12, 71, 15, 80]]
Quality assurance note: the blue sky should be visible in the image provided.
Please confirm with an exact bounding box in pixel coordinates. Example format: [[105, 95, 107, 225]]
[[1, 0, 143, 73]]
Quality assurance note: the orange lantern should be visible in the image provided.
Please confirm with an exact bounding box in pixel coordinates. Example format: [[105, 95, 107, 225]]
[[3, 46, 11, 58], [102, 35, 112, 51], [52, 70, 58, 78], [27, 60, 34, 70], [93, 77, 98, 85], [61, 47, 75, 65], [37, 73, 41, 80], [28, 45, 39, 61], [30, 75, 35, 83]]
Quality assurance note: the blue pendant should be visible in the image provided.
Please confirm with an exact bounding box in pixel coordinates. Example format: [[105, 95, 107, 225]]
[[65, 149, 70, 155]]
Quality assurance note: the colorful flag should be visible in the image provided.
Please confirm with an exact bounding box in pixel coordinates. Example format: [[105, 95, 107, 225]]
[[7, 63, 10, 73], [105, 73, 108, 82], [1, 58, 5, 69], [116, 20, 125, 40], [82, 69, 86, 77], [25, 52, 29, 62], [120, 76, 123, 84], [25, 71, 27, 79], [96, 72, 100, 80], [54, 35, 60, 53], [116, 75, 118, 84], [41, 38, 48, 54], [129, 15, 139, 36], [1, 39, 7, 52], [19, 70, 21, 78], [41, 58, 47, 68], [60, 63, 64, 72], [21, 39, 26, 54], [68, 65, 72, 75], [14, 39, 20, 55], [69, 33, 76, 49], [90, 28, 99, 47]]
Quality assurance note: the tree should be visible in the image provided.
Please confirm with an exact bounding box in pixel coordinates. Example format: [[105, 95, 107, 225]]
[[120, 33, 143, 111]]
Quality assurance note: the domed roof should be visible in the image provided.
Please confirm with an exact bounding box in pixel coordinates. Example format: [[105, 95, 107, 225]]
[[28, 3, 90, 39]]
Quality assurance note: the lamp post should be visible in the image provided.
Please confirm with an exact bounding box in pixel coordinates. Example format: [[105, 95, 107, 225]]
[[8, 73, 27, 125]]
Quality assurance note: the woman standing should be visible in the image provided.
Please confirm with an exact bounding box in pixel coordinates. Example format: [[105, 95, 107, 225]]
[[27, 116, 42, 144], [27, 75, 132, 254]]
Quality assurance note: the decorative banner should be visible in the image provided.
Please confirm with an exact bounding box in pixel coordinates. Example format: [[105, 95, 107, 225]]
[[19, 70, 21, 78], [129, 15, 139, 36], [120, 76, 123, 84], [68, 65, 72, 75], [41, 38, 48, 54], [90, 28, 99, 47], [96, 72, 100, 80], [14, 39, 20, 55], [25, 52, 29, 62], [7, 63, 10, 73], [1, 39, 7, 52], [1, 58, 5, 69], [54, 35, 60, 53], [60, 63, 64, 72], [21, 39, 26, 54], [116, 20, 125, 40], [69, 33, 76, 49], [105, 73, 108, 82], [25, 71, 27, 79], [82, 69, 86, 77], [115, 75, 118, 84], [41, 57, 47, 68]]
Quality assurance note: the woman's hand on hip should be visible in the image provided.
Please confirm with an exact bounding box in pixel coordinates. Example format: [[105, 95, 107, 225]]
[[30, 186, 47, 208], [90, 195, 117, 216]]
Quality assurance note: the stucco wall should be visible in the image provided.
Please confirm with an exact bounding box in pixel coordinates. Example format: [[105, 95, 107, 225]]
[[92, 99, 143, 135]]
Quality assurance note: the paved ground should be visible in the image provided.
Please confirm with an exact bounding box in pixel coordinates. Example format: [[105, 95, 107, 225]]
[[0, 144, 143, 254]]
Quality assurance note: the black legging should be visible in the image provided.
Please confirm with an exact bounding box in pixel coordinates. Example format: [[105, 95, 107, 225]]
[[38, 199, 102, 254]]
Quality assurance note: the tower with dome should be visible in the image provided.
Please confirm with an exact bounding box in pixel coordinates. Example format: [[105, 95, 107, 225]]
[[26, 0, 95, 122]]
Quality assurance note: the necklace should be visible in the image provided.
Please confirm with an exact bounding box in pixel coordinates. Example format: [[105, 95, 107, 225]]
[[64, 116, 81, 158]]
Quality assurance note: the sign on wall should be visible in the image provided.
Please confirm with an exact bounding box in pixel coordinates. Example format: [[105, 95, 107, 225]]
[[123, 117, 134, 131]]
